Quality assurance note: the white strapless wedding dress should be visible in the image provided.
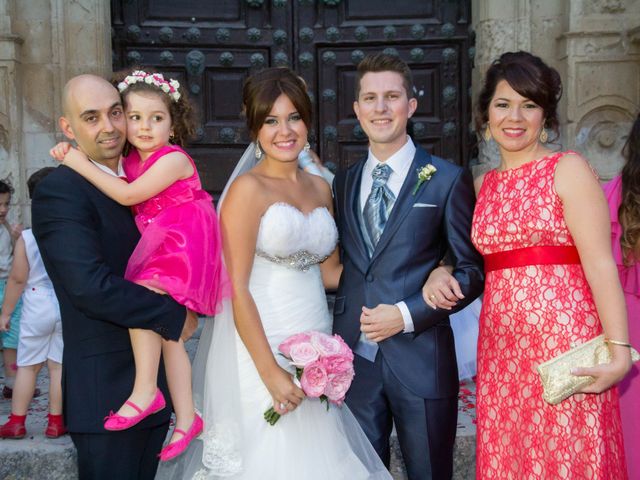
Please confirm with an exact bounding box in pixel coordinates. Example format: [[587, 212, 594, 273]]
[[157, 203, 391, 480]]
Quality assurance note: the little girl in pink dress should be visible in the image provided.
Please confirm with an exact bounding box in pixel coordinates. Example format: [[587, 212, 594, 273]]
[[51, 69, 230, 461]]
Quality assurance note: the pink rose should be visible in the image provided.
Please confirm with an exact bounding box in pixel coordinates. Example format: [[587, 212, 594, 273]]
[[320, 355, 353, 374], [334, 334, 354, 361], [300, 361, 328, 397], [324, 369, 355, 404], [289, 342, 320, 367], [310, 332, 342, 356], [279, 332, 312, 357]]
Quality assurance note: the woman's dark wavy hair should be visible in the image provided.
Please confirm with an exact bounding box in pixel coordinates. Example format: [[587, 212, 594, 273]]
[[475, 51, 563, 142], [619, 112, 640, 263], [111, 67, 197, 150]]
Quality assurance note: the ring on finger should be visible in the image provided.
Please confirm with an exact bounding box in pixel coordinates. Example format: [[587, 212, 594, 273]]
[[429, 294, 436, 300]]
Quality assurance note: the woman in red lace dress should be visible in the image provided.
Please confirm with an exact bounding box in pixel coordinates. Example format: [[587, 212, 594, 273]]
[[471, 52, 632, 479]]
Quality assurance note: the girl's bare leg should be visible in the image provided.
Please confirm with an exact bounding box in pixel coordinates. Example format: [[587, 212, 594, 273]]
[[114, 282, 165, 417], [2, 348, 17, 389], [162, 337, 195, 444], [10, 363, 42, 415], [47, 359, 63, 415], [115, 327, 162, 417]]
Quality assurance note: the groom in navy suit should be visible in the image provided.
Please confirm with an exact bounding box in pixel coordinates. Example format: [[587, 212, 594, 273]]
[[333, 54, 484, 479]]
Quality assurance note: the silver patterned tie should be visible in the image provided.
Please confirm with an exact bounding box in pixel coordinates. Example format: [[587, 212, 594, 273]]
[[355, 163, 395, 362], [363, 163, 395, 252]]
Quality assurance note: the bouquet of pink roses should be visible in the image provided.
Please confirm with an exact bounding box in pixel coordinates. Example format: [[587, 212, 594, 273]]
[[264, 330, 355, 425]]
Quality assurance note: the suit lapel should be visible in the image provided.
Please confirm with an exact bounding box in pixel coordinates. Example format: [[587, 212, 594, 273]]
[[342, 161, 369, 270], [369, 148, 432, 264]]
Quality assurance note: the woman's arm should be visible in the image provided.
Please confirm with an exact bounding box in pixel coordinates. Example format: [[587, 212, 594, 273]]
[[555, 153, 632, 392], [0, 237, 28, 332], [421, 265, 463, 310], [316, 175, 342, 289], [220, 174, 304, 415], [54, 145, 193, 206]]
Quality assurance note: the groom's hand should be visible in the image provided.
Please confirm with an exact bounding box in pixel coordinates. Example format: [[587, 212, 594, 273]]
[[360, 304, 404, 342]]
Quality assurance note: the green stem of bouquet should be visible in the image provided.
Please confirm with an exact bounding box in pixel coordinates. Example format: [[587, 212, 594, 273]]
[[264, 407, 280, 426]]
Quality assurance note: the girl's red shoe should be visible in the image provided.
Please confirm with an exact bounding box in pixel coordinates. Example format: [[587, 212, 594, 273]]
[[0, 413, 27, 439], [45, 413, 67, 438]]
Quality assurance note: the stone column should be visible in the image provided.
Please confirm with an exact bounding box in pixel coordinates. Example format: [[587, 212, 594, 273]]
[[5, 0, 112, 224], [0, 0, 25, 226], [560, 0, 640, 179]]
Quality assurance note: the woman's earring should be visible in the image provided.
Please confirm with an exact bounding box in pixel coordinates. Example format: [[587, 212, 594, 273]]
[[539, 129, 548, 144], [304, 141, 311, 152], [255, 142, 263, 160], [483, 126, 492, 142]]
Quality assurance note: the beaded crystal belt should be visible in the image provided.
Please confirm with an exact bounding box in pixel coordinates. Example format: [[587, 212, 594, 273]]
[[255, 250, 328, 272]]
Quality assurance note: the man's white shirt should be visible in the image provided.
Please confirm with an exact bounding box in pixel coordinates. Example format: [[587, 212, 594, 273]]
[[359, 136, 417, 333]]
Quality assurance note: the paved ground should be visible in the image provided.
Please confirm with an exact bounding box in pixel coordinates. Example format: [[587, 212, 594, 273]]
[[0, 319, 477, 479]]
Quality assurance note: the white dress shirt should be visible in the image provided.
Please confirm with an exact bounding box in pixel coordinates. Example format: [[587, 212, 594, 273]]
[[359, 136, 417, 333], [90, 159, 126, 178]]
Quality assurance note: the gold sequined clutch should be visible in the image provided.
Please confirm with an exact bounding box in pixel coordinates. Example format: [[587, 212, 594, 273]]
[[537, 334, 640, 405]]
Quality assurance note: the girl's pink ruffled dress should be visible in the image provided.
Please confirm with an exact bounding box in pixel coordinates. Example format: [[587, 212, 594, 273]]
[[123, 144, 230, 315], [603, 175, 640, 480]]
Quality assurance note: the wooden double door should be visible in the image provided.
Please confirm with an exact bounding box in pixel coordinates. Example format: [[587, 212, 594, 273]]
[[111, 0, 474, 197]]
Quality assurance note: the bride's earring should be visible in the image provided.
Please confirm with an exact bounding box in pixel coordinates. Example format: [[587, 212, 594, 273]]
[[483, 125, 492, 142], [255, 142, 263, 160], [304, 141, 311, 152]]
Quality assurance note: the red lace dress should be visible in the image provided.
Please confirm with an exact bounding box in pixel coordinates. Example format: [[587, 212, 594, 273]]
[[471, 152, 627, 479]]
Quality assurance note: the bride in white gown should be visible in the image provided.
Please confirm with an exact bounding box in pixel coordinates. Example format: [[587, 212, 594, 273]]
[[157, 68, 391, 479]]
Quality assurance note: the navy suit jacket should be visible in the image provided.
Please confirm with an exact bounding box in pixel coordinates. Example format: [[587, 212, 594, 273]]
[[333, 146, 484, 399], [31, 166, 186, 433]]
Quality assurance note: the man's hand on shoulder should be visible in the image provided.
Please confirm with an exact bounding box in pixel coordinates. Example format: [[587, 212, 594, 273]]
[[359, 304, 404, 343], [180, 309, 199, 342]]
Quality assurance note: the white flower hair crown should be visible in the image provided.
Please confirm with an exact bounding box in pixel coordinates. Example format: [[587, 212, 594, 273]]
[[117, 70, 181, 102]]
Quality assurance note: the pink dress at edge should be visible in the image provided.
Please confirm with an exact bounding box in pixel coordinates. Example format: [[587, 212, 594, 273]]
[[603, 175, 640, 480], [123, 144, 230, 316]]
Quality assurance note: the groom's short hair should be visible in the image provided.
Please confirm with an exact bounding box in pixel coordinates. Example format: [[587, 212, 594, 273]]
[[355, 53, 414, 100]]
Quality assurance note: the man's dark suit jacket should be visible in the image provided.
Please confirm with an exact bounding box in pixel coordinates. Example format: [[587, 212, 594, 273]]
[[32, 165, 186, 433], [333, 146, 484, 399]]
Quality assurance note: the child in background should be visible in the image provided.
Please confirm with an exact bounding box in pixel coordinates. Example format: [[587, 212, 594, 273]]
[[0, 179, 23, 399], [50, 69, 230, 460], [0, 167, 65, 439]]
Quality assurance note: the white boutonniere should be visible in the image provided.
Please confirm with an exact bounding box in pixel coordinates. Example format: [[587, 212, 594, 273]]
[[412, 164, 437, 195]]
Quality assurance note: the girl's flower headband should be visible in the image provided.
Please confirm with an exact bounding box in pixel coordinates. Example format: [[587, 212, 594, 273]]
[[117, 70, 181, 102]]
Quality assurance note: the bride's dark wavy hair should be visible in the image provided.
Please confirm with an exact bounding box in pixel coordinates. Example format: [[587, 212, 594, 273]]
[[620, 112, 640, 263], [242, 67, 312, 140]]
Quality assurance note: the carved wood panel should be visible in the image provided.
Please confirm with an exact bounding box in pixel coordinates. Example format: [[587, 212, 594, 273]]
[[111, 0, 473, 197]]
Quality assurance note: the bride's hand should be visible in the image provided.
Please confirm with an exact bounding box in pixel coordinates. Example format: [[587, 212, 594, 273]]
[[263, 365, 305, 415]]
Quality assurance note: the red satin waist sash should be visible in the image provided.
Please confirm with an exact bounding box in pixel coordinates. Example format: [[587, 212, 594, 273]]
[[484, 245, 581, 273]]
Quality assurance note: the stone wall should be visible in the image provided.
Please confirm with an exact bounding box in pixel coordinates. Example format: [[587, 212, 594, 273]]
[[2, 0, 639, 224], [0, 0, 111, 226], [472, 0, 640, 178]]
